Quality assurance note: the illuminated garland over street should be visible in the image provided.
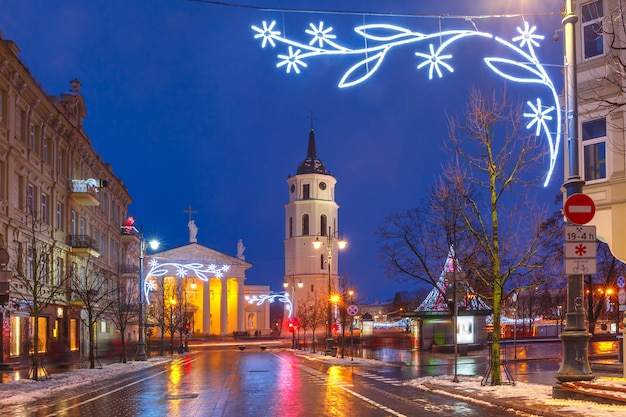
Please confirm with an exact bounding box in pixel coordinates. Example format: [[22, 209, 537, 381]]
[[144, 258, 230, 304], [245, 292, 293, 318], [252, 20, 560, 186]]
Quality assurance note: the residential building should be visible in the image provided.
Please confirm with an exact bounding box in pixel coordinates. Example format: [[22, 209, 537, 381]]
[[0, 34, 134, 368], [571, 0, 626, 262]]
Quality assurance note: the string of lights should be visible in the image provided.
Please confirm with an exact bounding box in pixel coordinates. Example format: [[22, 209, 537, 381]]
[[186, 0, 561, 20]]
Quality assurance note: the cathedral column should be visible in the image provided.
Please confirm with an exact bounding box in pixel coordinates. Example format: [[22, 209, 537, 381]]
[[220, 277, 228, 335], [202, 279, 211, 335], [237, 277, 245, 332]]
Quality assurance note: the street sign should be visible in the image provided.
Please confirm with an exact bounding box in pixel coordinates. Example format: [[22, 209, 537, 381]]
[[564, 225, 596, 242], [564, 225, 597, 274], [347, 305, 359, 316], [618, 276, 625, 288], [564, 193, 596, 225], [565, 242, 597, 258], [619, 288, 626, 305], [565, 259, 597, 275]]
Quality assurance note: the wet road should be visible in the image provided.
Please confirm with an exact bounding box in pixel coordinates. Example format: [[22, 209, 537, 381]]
[[4, 348, 543, 417]]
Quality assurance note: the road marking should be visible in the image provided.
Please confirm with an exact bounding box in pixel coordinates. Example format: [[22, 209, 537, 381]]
[[340, 386, 407, 417]]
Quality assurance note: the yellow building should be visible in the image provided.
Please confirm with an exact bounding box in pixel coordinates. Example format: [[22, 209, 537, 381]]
[[145, 240, 271, 336]]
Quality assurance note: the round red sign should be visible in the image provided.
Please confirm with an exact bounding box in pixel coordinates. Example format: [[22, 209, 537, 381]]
[[564, 193, 596, 225]]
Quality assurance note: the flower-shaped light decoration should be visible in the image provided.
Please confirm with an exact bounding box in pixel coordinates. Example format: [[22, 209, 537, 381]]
[[524, 98, 554, 137], [245, 292, 293, 317], [252, 19, 561, 186], [143, 260, 231, 304], [277, 46, 307, 74]]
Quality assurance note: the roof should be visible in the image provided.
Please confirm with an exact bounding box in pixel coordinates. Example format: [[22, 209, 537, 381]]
[[296, 128, 330, 175]]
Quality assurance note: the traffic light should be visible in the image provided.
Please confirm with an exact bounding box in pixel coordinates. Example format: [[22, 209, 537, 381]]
[[288, 317, 299, 332], [184, 322, 191, 334]]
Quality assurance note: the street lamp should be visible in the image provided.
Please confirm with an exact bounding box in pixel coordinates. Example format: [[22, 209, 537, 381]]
[[284, 277, 303, 349], [136, 231, 159, 361], [555, 0, 594, 387], [313, 227, 347, 343]]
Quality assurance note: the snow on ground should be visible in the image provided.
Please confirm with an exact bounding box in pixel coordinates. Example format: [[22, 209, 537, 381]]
[[0, 358, 169, 406]]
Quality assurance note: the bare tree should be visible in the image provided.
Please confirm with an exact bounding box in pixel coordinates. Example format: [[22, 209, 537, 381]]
[[376, 175, 477, 297], [109, 267, 139, 363], [68, 256, 116, 369], [11, 217, 68, 380], [444, 87, 548, 385], [296, 291, 326, 353]]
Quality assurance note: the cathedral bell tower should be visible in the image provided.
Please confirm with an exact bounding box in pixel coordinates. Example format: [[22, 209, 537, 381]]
[[284, 127, 341, 331]]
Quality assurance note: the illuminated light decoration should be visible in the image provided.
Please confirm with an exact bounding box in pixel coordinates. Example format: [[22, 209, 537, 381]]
[[143, 259, 230, 305], [251, 20, 561, 186], [245, 292, 294, 318]]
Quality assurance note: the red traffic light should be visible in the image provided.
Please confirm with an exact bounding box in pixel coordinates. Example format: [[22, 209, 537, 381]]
[[288, 317, 299, 332]]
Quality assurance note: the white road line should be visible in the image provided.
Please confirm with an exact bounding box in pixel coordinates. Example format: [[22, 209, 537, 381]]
[[340, 386, 408, 417]]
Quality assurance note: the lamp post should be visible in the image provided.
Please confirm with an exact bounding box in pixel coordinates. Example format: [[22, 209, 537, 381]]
[[284, 277, 303, 349], [169, 298, 177, 355], [313, 227, 347, 343], [135, 231, 159, 361], [555, 0, 594, 388], [348, 289, 354, 361]]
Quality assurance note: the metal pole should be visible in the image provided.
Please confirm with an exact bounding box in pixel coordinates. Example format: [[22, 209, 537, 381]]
[[135, 235, 147, 361], [327, 227, 332, 340], [554, 0, 594, 388], [514, 292, 518, 360], [350, 293, 354, 362], [453, 274, 458, 383]]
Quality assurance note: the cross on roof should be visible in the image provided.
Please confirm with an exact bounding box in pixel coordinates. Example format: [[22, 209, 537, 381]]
[[184, 205, 197, 222]]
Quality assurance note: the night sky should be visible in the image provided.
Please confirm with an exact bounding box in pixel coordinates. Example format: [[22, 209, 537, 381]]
[[0, 0, 565, 303]]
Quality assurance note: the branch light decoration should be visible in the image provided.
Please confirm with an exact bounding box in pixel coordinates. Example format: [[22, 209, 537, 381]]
[[245, 292, 294, 318], [252, 19, 560, 186], [144, 258, 230, 305]]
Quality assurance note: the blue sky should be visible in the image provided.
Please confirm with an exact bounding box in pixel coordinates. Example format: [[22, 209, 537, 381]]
[[0, 0, 565, 303]]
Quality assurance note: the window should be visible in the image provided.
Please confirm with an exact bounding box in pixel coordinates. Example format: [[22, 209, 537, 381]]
[[56, 257, 63, 286], [320, 254, 325, 270], [27, 184, 34, 215], [302, 214, 309, 236], [26, 246, 33, 280], [29, 123, 36, 151], [80, 218, 85, 236], [289, 217, 293, 238], [42, 137, 50, 163], [0, 161, 5, 200], [303, 184, 310, 199], [582, 118, 607, 181], [57, 148, 64, 174], [41, 193, 48, 224], [71, 210, 77, 235], [0, 89, 5, 123], [582, 0, 604, 59], [56, 202, 64, 231], [321, 215, 327, 236]]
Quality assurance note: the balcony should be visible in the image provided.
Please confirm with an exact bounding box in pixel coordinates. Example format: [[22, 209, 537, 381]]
[[69, 179, 102, 207], [68, 234, 100, 258], [119, 263, 139, 276]]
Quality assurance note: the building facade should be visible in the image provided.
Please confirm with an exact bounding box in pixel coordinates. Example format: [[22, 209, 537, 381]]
[[572, 0, 626, 262], [284, 127, 343, 335], [0, 34, 134, 367], [144, 242, 269, 337]]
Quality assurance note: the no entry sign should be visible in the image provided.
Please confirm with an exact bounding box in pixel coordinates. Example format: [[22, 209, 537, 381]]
[[564, 193, 595, 225]]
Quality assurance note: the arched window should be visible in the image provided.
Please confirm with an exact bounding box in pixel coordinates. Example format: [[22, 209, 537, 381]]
[[289, 217, 293, 238], [320, 215, 327, 236], [302, 214, 309, 236], [320, 254, 325, 270]]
